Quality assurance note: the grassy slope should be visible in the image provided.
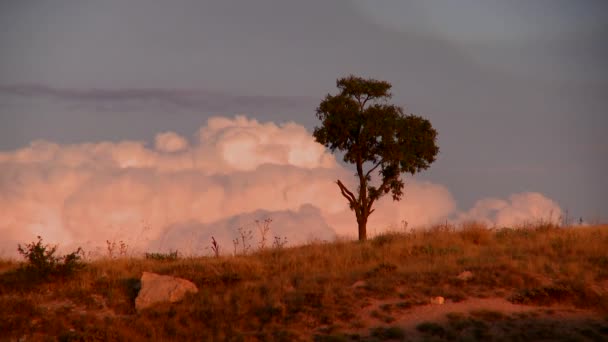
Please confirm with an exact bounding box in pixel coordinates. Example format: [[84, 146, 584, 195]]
[[1, 223, 607, 341]]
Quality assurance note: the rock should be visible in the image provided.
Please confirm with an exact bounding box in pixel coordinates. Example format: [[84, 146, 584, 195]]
[[351, 280, 367, 289], [91, 294, 107, 309], [457, 271, 474, 281], [430, 296, 445, 305], [135, 272, 198, 312]]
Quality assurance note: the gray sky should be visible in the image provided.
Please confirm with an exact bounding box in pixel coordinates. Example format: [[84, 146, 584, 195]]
[[1, 0, 607, 222]]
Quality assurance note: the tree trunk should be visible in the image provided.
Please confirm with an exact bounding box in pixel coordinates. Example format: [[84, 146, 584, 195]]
[[355, 157, 368, 241], [357, 216, 367, 241]]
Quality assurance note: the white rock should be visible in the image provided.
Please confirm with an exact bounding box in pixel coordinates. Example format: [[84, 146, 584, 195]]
[[457, 271, 474, 281], [430, 296, 445, 305], [135, 272, 198, 312], [351, 280, 367, 289]]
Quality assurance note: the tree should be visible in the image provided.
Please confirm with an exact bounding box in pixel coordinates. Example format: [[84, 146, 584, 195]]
[[313, 75, 439, 241]]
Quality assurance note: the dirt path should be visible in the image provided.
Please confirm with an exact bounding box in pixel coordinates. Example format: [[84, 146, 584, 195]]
[[323, 297, 606, 341], [380, 297, 593, 328]]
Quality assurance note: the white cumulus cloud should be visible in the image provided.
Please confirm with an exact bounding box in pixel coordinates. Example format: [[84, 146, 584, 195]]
[[0, 116, 563, 258], [155, 131, 189, 152], [458, 192, 563, 227]]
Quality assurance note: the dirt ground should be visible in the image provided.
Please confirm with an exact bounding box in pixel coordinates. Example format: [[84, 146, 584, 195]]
[[316, 296, 607, 341]]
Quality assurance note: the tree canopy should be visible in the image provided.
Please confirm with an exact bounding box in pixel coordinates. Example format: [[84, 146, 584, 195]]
[[313, 75, 439, 240]]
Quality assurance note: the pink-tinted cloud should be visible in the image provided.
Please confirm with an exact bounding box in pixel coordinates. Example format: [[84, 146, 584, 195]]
[[458, 192, 562, 227], [0, 116, 563, 258], [155, 131, 189, 152]]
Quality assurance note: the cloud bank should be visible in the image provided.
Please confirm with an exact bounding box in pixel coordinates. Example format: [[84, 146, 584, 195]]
[[0, 116, 562, 258], [0, 84, 313, 113], [457, 192, 563, 227]]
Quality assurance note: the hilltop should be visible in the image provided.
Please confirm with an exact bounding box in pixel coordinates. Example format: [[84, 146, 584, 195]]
[[1, 222, 607, 341]]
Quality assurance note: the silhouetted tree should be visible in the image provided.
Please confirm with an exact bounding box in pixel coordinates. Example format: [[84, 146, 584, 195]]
[[314, 75, 439, 240]]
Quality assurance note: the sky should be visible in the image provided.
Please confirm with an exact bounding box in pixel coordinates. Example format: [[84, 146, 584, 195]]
[[0, 1, 606, 257]]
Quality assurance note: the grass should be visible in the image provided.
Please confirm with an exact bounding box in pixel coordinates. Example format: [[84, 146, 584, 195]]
[[411, 310, 608, 341], [144, 250, 179, 261], [0, 222, 607, 341]]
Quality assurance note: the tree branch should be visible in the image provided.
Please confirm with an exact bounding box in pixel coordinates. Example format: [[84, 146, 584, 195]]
[[375, 176, 393, 197], [366, 174, 397, 214], [336, 180, 357, 206], [364, 159, 383, 180], [366, 198, 376, 216], [361, 95, 370, 111]]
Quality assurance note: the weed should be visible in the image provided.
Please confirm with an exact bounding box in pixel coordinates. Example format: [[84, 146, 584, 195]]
[[411, 244, 461, 257], [589, 255, 608, 268], [254, 303, 284, 326], [370, 309, 395, 323], [256, 218, 273, 250], [366, 262, 397, 278], [237, 226, 253, 255], [445, 291, 467, 303], [446, 312, 466, 321], [470, 309, 506, 322], [106, 240, 128, 259], [416, 322, 446, 337], [313, 333, 352, 342], [459, 221, 492, 245], [210, 236, 220, 257], [509, 284, 574, 306], [370, 326, 406, 340], [395, 301, 413, 310], [232, 238, 239, 256], [379, 303, 392, 313], [17, 236, 84, 280], [144, 250, 178, 261], [371, 231, 402, 247], [273, 236, 289, 250]]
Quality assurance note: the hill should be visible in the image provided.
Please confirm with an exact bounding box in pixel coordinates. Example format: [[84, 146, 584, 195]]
[[1, 222, 607, 341]]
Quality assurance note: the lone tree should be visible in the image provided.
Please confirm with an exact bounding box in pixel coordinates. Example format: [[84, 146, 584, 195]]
[[313, 75, 439, 241]]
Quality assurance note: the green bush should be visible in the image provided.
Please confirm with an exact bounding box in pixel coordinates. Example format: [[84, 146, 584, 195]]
[[17, 236, 84, 280]]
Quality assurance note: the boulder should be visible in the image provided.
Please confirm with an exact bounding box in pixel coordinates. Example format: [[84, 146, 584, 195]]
[[135, 272, 198, 312]]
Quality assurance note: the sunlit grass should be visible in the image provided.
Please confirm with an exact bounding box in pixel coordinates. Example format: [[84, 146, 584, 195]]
[[1, 222, 607, 340]]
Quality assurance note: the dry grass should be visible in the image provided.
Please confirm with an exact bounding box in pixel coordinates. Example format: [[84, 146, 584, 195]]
[[1, 222, 607, 341], [409, 309, 608, 341]]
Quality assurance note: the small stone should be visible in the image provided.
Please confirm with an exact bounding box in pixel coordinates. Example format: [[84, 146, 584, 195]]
[[351, 280, 367, 289], [430, 296, 445, 305], [457, 271, 474, 281]]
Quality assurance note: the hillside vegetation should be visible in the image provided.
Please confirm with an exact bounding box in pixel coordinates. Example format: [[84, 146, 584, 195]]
[[1, 222, 607, 341]]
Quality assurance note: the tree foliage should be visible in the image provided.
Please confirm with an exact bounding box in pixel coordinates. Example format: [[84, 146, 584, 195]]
[[313, 75, 439, 240]]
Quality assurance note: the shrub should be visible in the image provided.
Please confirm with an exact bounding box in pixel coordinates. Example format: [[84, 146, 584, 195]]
[[144, 250, 179, 261], [17, 236, 84, 280], [370, 326, 406, 340], [416, 322, 446, 337]]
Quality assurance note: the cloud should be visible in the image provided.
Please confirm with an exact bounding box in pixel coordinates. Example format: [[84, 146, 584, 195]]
[[0, 84, 313, 113], [0, 116, 346, 257], [155, 131, 189, 152], [0, 116, 563, 258], [153, 205, 336, 256], [458, 192, 563, 227]]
